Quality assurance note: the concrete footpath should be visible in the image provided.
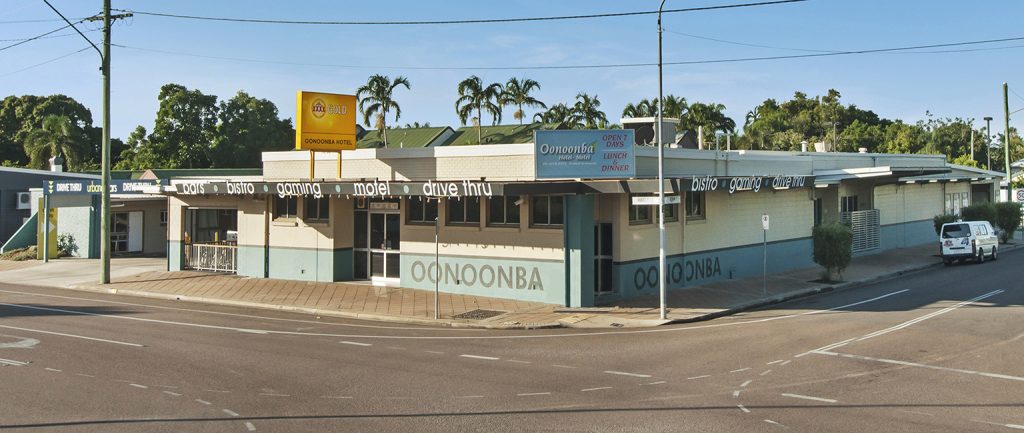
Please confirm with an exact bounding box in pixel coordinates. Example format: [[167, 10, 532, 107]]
[[1, 241, 1019, 329]]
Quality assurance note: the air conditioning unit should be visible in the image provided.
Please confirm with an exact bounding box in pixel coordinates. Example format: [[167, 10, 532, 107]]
[[16, 192, 32, 210]]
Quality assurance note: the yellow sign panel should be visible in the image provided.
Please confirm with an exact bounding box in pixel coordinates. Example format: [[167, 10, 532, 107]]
[[35, 198, 57, 259], [295, 91, 358, 151]]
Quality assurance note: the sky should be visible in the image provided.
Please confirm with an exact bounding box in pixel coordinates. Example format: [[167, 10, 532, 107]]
[[3, 0, 1024, 141]]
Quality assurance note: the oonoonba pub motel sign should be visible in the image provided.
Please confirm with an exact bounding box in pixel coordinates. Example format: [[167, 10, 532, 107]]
[[295, 91, 357, 151]]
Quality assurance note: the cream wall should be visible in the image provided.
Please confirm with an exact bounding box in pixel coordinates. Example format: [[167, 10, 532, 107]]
[[874, 183, 946, 225], [264, 151, 535, 182], [615, 189, 814, 262], [400, 196, 563, 261]]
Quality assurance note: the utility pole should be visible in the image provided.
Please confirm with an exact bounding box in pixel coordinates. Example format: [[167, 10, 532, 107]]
[[1004, 83, 1012, 191], [985, 116, 993, 170], [657, 0, 667, 320]]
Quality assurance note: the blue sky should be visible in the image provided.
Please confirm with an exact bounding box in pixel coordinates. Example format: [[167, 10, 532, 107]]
[[3, 0, 1024, 140]]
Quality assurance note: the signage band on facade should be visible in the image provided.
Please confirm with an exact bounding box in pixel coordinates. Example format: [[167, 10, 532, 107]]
[[174, 180, 502, 198], [684, 175, 812, 194], [45, 179, 165, 196]]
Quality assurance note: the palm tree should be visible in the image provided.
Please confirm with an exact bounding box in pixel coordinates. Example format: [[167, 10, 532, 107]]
[[23, 114, 87, 171], [572, 93, 608, 129], [622, 95, 686, 119], [455, 75, 504, 144], [356, 74, 411, 147], [661, 95, 688, 119], [533, 103, 578, 127], [622, 99, 655, 118], [501, 78, 546, 125], [683, 102, 736, 144]]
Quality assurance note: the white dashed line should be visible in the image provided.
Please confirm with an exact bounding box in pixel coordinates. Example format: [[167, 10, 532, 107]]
[[730, 367, 751, 373], [244, 422, 256, 431], [205, 390, 231, 393], [687, 375, 710, 380], [765, 419, 784, 427], [222, 409, 240, 417], [581, 387, 612, 392], [973, 420, 1024, 430], [424, 350, 445, 354], [781, 393, 838, 403], [74, 373, 95, 377], [738, 404, 750, 413], [740, 380, 752, 387], [195, 399, 212, 405], [766, 360, 785, 365], [340, 341, 372, 347], [259, 393, 290, 397], [552, 364, 576, 369], [603, 370, 652, 378], [760, 370, 773, 376], [154, 385, 178, 389], [507, 359, 531, 364], [517, 392, 551, 396], [162, 391, 182, 397], [44, 368, 62, 372], [815, 351, 1024, 382], [460, 354, 500, 361], [644, 381, 667, 385], [129, 384, 148, 389], [733, 390, 741, 398], [779, 360, 791, 366]]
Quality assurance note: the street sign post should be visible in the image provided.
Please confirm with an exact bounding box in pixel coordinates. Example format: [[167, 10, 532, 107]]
[[762, 214, 769, 296], [631, 196, 681, 206]]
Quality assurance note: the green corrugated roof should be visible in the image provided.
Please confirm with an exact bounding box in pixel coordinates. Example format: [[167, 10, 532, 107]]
[[357, 127, 450, 149], [442, 122, 565, 146], [146, 168, 262, 179]]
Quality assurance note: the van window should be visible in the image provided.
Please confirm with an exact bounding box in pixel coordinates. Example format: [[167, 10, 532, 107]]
[[942, 224, 971, 238], [974, 225, 988, 236]]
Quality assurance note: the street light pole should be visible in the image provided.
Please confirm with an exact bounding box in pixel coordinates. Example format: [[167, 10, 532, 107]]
[[657, 0, 667, 320], [100, 0, 112, 284], [985, 116, 993, 171]]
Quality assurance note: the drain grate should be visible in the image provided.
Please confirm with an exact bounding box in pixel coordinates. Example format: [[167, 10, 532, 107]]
[[452, 309, 507, 320]]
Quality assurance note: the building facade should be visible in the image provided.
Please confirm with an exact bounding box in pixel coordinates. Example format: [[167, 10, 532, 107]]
[[162, 139, 1000, 307]]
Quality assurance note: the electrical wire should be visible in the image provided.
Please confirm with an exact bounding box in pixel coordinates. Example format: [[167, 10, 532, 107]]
[[110, 35, 1024, 71], [0, 21, 83, 52], [112, 0, 807, 26], [1009, 86, 1024, 104], [0, 28, 101, 43], [663, 28, 840, 53], [0, 46, 91, 77]]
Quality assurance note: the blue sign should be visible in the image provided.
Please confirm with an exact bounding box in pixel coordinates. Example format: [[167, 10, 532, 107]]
[[534, 130, 635, 179], [44, 179, 165, 196]]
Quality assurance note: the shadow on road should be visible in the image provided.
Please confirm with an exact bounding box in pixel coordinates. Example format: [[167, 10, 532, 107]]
[[0, 304, 139, 318]]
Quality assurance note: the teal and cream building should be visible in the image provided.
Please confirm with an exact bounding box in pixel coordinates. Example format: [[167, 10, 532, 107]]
[[162, 122, 1002, 307]]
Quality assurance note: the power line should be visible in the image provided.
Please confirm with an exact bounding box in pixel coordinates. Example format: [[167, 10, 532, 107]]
[[110, 34, 1024, 71], [0, 28, 101, 43], [112, 0, 808, 26], [1009, 86, 1024, 104], [0, 21, 84, 52], [0, 46, 91, 77], [663, 28, 840, 53]]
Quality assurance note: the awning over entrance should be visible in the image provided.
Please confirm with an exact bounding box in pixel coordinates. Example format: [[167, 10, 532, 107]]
[[813, 166, 951, 186]]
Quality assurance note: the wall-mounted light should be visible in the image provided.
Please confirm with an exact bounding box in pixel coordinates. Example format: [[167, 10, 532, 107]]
[[513, 198, 524, 206]]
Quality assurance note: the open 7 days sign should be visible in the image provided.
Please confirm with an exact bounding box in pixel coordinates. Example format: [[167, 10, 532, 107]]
[[535, 129, 635, 180]]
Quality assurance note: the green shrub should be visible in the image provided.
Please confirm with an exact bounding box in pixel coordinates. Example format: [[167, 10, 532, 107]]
[[933, 214, 957, 235], [812, 222, 853, 282], [57, 233, 78, 258], [0, 246, 37, 261], [960, 203, 996, 225], [994, 201, 1023, 243]]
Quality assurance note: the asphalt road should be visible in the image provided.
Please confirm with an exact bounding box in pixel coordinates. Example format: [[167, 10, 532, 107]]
[[0, 248, 1021, 432]]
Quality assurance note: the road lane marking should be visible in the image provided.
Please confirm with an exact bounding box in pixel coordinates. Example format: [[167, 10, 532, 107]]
[[162, 391, 182, 397], [129, 384, 148, 389], [581, 387, 612, 392], [244, 422, 256, 431], [738, 404, 750, 413], [205, 389, 231, 393], [195, 399, 212, 405], [687, 375, 710, 380], [517, 392, 551, 396], [645, 381, 666, 385], [0, 323, 143, 347], [44, 367, 62, 372], [259, 393, 290, 397], [779, 360, 791, 366], [552, 364, 576, 369], [603, 370, 651, 378], [764, 419, 784, 427], [730, 368, 751, 373], [0, 358, 28, 366], [0, 289, 911, 340], [740, 380, 752, 387], [973, 420, 1024, 430], [0, 336, 39, 349], [814, 351, 1024, 382], [781, 393, 838, 403], [75, 373, 95, 377], [800, 290, 1004, 357], [766, 360, 784, 365], [760, 370, 772, 376], [222, 409, 240, 417], [733, 390, 741, 398], [340, 341, 371, 347], [424, 350, 445, 354], [507, 359, 531, 364], [460, 354, 499, 360]]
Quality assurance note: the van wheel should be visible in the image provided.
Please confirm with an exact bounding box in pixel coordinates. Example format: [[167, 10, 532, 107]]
[[977, 248, 985, 264], [992, 247, 998, 261], [943, 258, 953, 266]]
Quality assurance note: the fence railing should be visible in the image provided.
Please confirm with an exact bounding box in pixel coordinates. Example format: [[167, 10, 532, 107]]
[[840, 209, 881, 253], [185, 243, 237, 273]]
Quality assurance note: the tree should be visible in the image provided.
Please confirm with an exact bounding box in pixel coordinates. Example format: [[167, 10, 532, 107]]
[[501, 78, 546, 125], [455, 76, 503, 144], [114, 125, 150, 170], [994, 202, 1023, 243], [212, 91, 293, 168], [534, 103, 577, 127], [812, 222, 853, 282], [356, 74, 410, 147], [0, 94, 93, 166], [22, 114, 89, 170], [682, 101, 735, 145], [571, 93, 607, 129], [621, 95, 686, 119], [149, 84, 219, 169]]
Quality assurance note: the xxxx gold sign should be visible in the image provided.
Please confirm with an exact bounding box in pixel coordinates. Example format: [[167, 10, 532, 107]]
[[295, 90, 357, 151]]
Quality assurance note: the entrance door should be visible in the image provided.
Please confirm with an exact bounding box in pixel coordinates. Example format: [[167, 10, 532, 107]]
[[593, 223, 613, 294], [369, 212, 401, 284]]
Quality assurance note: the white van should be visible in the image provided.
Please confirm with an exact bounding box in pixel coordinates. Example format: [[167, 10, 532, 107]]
[[939, 221, 999, 265]]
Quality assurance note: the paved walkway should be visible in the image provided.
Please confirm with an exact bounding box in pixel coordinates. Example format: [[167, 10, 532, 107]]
[[1, 241, 1019, 328]]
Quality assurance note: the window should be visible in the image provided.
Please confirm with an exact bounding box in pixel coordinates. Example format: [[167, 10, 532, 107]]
[[159, 210, 168, 226], [488, 195, 520, 226], [531, 196, 564, 227], [840, 195, 859, 213], [274, 195, 298, 219], [665, 202, 678, 222], [628, 198, 651, 225], [305, 196, 329, 222], [407, 196, 438, 224], [685, 191, 705, 220], [945, 192, 970, 216], [447, 196, 481, 225], [813, 198, 823, 226]]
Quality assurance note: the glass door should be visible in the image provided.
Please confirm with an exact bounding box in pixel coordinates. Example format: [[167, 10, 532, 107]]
[[369, 212, 401, 283]]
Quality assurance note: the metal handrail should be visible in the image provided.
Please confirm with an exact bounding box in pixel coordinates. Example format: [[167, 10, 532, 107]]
[[185, 243, 237, 273]]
